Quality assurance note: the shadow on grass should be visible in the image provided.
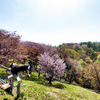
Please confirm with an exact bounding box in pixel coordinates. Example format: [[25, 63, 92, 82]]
[[53, 83, 66, 89], [21, 72, 49, 87], [21, 71, 67, 89], [3, 98, 10, 100]]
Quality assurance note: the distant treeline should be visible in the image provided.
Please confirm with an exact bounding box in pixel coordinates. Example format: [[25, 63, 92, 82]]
[[80, 41, 100, 52]]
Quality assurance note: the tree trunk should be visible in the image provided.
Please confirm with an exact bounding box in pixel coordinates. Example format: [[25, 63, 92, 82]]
[[48, 76, 52, 86], [38, 72, 40, 77], [69, 73, 74, 84]]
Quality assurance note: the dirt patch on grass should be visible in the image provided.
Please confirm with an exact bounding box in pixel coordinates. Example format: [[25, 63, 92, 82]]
[[52, 89, 60, 93], [45, 91, 59, 99]]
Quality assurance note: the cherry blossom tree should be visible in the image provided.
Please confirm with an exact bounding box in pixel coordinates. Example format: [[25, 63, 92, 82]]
[[38, 52, 66, 85]]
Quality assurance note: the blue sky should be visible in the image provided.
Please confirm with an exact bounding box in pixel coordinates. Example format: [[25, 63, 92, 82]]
[[0, 0, 100, 46]]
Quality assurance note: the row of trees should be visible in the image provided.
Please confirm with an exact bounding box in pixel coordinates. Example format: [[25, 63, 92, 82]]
[[57, 43, 100, 92], [0, 29, 52, 65], [0, 29, 66, 86], [24, 41, 100, 89], [80, 41, 100, 52]]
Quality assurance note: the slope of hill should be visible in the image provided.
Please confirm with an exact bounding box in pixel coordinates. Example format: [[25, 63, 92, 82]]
[[0, 71, 100, 100]]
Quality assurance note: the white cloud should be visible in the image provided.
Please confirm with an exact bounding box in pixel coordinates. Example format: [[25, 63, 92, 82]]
[[18, 28, 100, 46], [36, 0, 87, 14], [28, 0, 35, 4]]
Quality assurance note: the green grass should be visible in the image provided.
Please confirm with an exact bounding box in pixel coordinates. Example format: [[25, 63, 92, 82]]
[[0, 71, 100, 100]]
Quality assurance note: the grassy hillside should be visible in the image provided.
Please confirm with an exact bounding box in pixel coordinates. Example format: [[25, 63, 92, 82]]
[[0, 71, 100, 100]]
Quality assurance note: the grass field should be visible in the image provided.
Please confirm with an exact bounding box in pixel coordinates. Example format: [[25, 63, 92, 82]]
[[0, 70, 100, 100]]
